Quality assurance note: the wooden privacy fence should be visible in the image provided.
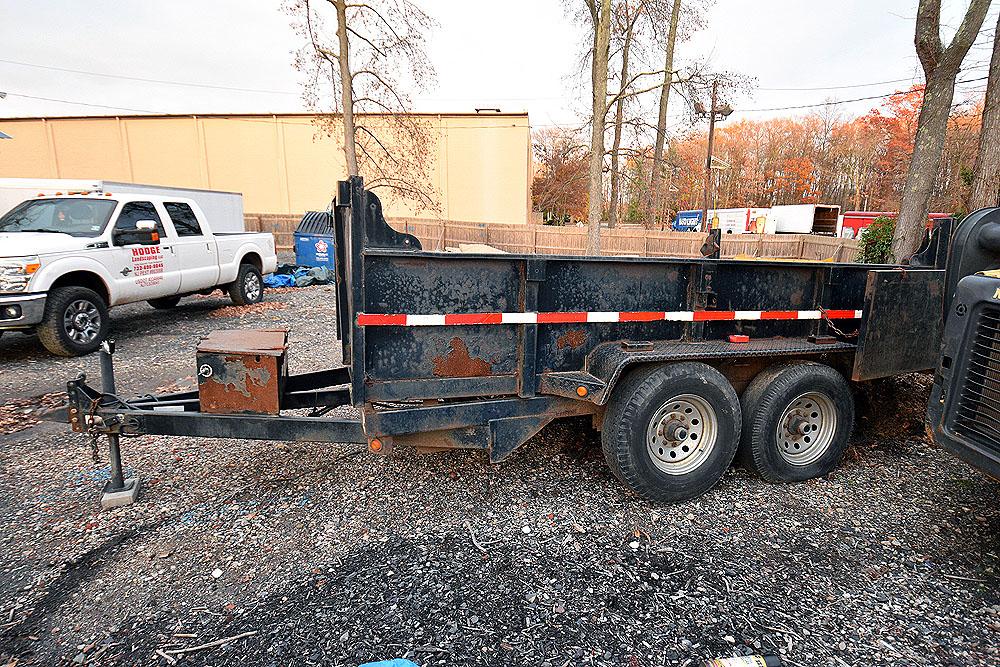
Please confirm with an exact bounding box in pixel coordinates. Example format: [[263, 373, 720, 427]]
[[246, 213, 860, 262]]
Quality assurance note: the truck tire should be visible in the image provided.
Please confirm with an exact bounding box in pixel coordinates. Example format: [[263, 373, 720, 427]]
[[148, 296, 181, 309], [37, 286, 109, 357], [738, 362, 854, 482], [228, 263, 264, 306], [602, 362, 741, 502]]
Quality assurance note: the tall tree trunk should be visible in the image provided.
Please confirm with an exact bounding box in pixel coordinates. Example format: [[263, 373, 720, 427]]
[[609, 8, 639, 229], [334, 0, 359, 176], [586, 0, 612, 255], [892, 0, 990, 261], [647, 0, 682, 227], [970, 12, 1000, 211]]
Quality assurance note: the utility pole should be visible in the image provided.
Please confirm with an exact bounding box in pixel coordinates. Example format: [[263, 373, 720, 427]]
[[695, 79, 733, 255], [700, 80, 719, 233]]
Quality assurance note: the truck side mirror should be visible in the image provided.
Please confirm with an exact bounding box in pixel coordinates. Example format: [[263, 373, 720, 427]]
[[113, 220, 160, 246]]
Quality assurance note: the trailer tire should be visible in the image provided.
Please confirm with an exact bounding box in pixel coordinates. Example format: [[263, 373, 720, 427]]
[[739, 362, 854, 482], [37, 286, 109, 357], [602, 362, 741, 503], [148, 296, 181, 309], [228, 264, 264, 306]]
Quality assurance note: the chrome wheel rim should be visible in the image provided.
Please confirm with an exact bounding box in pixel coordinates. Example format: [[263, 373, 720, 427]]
[[63, 299, 101, 345], [646, 393, 718, 475], [244, 272, 261, 302], [775, 391, 837, 466]]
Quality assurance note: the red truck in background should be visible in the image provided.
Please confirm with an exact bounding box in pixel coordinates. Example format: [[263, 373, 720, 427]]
[[840, 211, 952, 239]]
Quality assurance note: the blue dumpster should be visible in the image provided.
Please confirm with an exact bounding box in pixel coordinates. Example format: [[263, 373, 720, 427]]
[[293, 211, 336, 269]]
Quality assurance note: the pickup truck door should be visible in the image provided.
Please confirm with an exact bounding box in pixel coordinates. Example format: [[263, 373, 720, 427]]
[[162, 201, 220, 292], [108, 201, 182, 304]]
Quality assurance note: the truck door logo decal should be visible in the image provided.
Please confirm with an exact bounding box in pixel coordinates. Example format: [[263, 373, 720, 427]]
[[130, 245, 164, 287], [994, 287, 1000, 300]]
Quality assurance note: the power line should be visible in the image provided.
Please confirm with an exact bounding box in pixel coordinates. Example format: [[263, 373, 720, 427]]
[[4, 92, 165, 115], [758, 76, 918, 92], [756, 64, 987, 92], [737, 76, 988, 113], [0, 58, 297, 95]]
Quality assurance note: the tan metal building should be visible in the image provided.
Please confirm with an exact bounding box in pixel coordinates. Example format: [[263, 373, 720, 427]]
[[0, 112, 532, 224]]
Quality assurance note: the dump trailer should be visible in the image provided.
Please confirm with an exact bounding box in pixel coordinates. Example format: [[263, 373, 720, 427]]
[[58, 177, 997, 505]]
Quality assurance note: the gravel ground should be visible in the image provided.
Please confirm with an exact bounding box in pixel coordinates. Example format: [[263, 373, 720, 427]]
[[1, 283, 998, 667]]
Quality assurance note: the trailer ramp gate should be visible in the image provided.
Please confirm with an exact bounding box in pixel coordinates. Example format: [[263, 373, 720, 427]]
[[852, 269, 945, 381]]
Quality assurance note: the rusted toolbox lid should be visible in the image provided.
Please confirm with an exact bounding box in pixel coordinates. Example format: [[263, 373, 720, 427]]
[[197, 329, 289, 356]]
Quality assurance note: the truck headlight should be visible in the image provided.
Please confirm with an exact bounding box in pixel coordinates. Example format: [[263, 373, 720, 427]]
[[0, 256, 41, 293]]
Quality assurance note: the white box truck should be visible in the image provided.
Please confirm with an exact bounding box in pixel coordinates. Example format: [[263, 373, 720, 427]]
[[708, 207, 772, 234], [767, 204, 841, 235], [0, 179, 245, 232]]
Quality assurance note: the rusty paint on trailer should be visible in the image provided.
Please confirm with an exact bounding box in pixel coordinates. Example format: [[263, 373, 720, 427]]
[[556, 329, 587, 350], [432, 337, 494, 377]]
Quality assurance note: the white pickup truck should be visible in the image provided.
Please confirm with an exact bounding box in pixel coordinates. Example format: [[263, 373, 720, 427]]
[[0, 192, 277, 356]]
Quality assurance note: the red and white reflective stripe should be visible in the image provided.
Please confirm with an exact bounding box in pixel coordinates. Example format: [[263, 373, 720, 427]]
[[357, 309, 863, 327]]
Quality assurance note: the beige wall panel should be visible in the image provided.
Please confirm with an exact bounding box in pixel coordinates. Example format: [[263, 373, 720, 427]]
[[0, 120, 55, 176], [442, 117, 529, 225], [199, 116, 283, 213], [124, 117, 203, 188], [279, 118, 344, 213], [48, 118, 128, 180]]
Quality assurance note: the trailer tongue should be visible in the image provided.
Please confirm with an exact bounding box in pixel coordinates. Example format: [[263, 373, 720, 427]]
[[59, 176, 985, 506]]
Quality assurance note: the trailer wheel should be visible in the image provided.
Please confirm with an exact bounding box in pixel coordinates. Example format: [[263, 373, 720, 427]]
[[37, 286, 109, 357], [148, 296, 181, 309], [228, 264, 264, 306], [739, 362, 854, 482], [602, 362, 741, 502]]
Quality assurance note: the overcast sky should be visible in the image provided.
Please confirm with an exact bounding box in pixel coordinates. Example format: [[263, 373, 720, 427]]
[[0, 1, 995, 130]]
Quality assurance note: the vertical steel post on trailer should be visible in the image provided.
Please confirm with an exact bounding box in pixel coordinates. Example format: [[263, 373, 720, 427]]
[[98, 340, 136, 502]]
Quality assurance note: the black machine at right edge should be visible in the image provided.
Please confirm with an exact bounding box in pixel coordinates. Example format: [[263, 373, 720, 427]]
[[929, 208, 1000, 479]]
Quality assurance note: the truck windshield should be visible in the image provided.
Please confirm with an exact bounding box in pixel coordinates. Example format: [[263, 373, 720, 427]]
[[0, 198, 118, 237]]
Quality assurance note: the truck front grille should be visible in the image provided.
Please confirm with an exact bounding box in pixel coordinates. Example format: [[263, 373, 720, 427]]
[[955, 306, 1000, 451]]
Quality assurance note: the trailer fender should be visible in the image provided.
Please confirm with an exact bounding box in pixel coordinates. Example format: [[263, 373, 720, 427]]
[[577, 338, 858, 406]]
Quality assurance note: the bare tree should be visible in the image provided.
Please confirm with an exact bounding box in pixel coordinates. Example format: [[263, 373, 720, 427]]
[[970, 13, 1000, 211], [647, 0, 682, 226], [608, 1, 646, 228], [288, 0, 441, 211], [584, 0, 613, 254], [892, 0, 990, 261]]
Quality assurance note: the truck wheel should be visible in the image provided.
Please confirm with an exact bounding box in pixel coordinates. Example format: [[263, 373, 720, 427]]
[[37, 286, 109, 357], [738, 362, 854, 482], [148, 296, 181, 309], [602, 362, 741, 502], [228, 264, 264, 306]]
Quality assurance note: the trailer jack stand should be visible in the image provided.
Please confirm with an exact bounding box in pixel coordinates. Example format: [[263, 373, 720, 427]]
[[100, 432, 140, 509], [98, 341, 140, 509]]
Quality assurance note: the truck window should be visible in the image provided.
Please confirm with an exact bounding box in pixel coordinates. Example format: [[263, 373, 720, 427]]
[[115, 201, 165, 237], [163, 202, 203, 237], [0, 199, 117, 237]]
